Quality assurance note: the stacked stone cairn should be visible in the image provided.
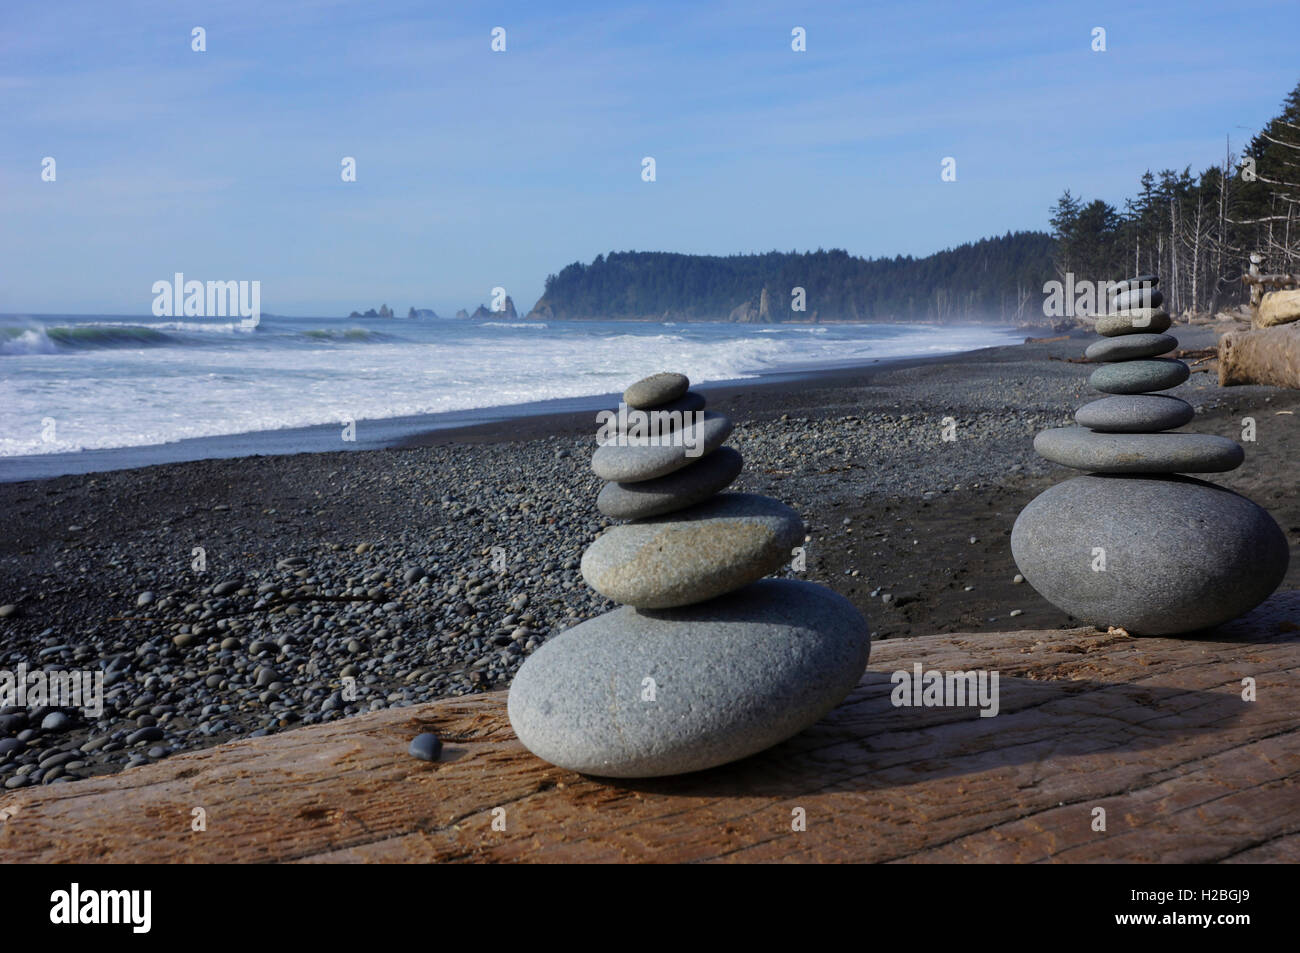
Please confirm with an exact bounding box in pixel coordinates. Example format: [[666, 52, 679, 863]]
[[509, 372, 871, 777], [1012, 275, 1288, 635]]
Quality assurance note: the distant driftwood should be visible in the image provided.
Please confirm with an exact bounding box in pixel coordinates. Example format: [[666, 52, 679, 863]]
[[1256, 289, 1300, 329], [1220, 324, 1300, 388], [2, 591, 1297, 864]]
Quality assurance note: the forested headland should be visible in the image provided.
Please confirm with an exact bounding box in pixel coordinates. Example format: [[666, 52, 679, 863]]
[[528, 235, 1053, 324], [527, 80, 1300, 325]]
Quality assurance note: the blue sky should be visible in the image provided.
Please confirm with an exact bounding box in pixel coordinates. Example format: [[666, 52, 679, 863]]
[[3, 0, 1298, 316]]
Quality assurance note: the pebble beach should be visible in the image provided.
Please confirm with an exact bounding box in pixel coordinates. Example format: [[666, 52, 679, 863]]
[[2, 327, 1297, 788]]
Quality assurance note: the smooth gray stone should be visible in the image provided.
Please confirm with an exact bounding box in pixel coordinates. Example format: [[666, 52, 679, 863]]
[[1011, 473, 1288, 635], [1110, 287, 1164, 311], [1108, 275, 1159, 295], [1034, 426, 1243, 473], [1096, 309, 1172, 336], [1089, 358, 1188, 394], [125, 726, 164, 745], [597, 446, 743, 520], [624, 372, 689, 409], [40, 712, 72, 731], [506, 579, 870, 777], [1084, 333, 1177, 362], [1075, 395, 1195, 433], [606, 391, 706, 436], [581, 492, 804, 608], [591, 411, 733, 483], [408, 732, 442, 762]]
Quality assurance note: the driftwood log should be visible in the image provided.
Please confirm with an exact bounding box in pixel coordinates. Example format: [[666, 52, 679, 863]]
[[2, 591, 1298, 864], [1241, 272, 1300, 287], [1257, 289, 1300, 329], [1219, 324, 1300, 388]]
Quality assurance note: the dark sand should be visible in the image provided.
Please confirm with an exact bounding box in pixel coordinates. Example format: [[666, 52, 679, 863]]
[[1, 325, 1297, 783]]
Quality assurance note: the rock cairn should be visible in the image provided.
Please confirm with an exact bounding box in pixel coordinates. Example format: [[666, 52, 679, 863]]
[[1012, 275, 1288, 635], [508, 371, 871, 777]]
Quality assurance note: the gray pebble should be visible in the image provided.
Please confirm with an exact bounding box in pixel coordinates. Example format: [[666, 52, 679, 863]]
[[1034, 427, 1243, 473], [581, 493, 805, 608], [1095, 309, 1172, 336], [40, 711, 73, 731], [408, 732, 442, 761], [1084, 333, 1177, 362], [596, 446, 743, 520], [1074, 395, 1195, 433], [125, 726, 164, 745], [624, 372, 689, 409], [591, 412, 733, 483], [1089, 359, 1188, 394], [1110, 287, 1164, 311]]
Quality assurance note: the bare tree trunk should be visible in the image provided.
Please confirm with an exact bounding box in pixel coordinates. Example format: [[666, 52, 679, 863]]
[[1191, 196, 1202, 313], [1169, 197, 1179, 314]]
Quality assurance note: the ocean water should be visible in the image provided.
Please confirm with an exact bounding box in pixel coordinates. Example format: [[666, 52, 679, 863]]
[[0, 313, 1022, 459]]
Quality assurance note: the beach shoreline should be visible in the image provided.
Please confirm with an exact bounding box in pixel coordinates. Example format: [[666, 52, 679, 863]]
[[1, 324, 1296, 789], [0, 329, 1037, 484]]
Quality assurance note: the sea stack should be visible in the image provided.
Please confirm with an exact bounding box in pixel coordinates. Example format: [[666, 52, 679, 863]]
[[1012, 275, 1288, 635], [508, 372, 872, 777]]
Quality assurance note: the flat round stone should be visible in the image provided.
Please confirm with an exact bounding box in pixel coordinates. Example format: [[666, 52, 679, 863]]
[[591, 411, 733, 483], [1074, 395, 1195, 432], [597, 446, 743, 520], [1011, 473, 1288, 635], [1110, 287, 1164, 311], [1089, 358, 1188, 394], [624, 372, 689, 409], [506, 579, 870, 777], [1109, 275, 1158, 295], [1034, 426, 1243, 472], [581, 492, 805, 608], [1096, 310, 1172, 336], [605, 391, 706, 436], [1084, 333, 1177, 362]]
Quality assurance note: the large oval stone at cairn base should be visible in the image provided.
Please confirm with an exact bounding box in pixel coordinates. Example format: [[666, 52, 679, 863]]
[[1074, 394, 1195, 433], [591, 411, 733, 482], [1089, 358, 1189, 394], [1095, 310, 1172, 336], [506, 579, 871, 777], [581, 492, 805, 608], [1011, 474, 1289, 635], [1034, 427, 1243, 473], [597, 446, 744, 519], [1084, 333, 1177, 362]]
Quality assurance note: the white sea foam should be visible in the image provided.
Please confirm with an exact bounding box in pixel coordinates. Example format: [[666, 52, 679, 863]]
[[0, 315, 1023, 456]]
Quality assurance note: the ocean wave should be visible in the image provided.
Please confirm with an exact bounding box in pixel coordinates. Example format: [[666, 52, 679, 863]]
[[80, 320, 250, 334], [301, 327, 394, 342], [482, 321, 547, 329], [1, 324, 175, 354], [1, 320, 1022, 456]]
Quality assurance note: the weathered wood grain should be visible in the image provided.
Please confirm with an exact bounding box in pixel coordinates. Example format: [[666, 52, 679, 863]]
[[2, 591, 1297, 864], [1220, 323, 1300, 388]]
